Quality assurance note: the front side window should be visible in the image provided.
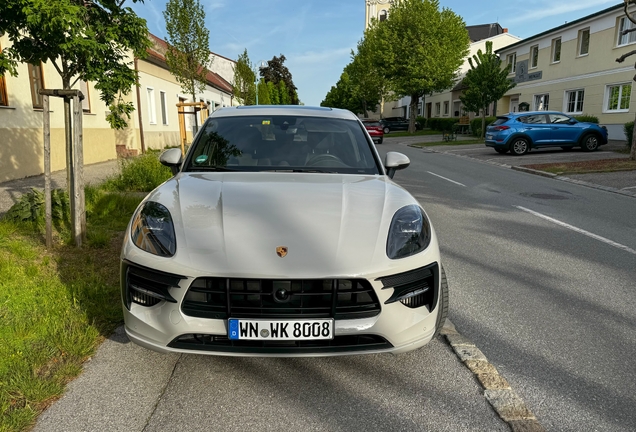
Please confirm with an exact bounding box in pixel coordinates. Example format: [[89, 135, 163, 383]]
[[184, 115, 381, 175], [618, 17, 636, 46], [579, 28, 590, 55], [548, 114, 571, 124], [507, 53, 516, 73], [552, 38, 561, 63], [565, 89, 585, 113], [530, 45, 539, 68], [28, 63, 45, 109], [534, 94, 549, 111], [606, 83, 631, 111]]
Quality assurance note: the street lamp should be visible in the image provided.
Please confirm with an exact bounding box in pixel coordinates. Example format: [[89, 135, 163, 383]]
[[254, 60, 266, 105]]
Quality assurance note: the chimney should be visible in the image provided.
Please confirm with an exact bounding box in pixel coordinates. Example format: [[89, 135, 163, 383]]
[[503, 28, 508, 33]]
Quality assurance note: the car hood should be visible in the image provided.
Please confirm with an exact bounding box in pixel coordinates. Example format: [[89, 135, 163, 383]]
[[137, 172, 425, 278]]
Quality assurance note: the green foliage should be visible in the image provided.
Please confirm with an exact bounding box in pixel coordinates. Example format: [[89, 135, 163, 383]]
[[267, 81, 280, 105], [625, 121, 634, 149], [574, 115, 599, 124], [460, 41, 516, 138], [233, 49, 256, 105], [365, 0, 469, 131], [0, 0, 150, 130], [257, 79, 271, 105], [259, 55, 299, 105], [427, 118, 458, 131], [278, 80, 290, 105], [416, 116, 427, 129], [103, 152, 172, 192], [4, 188, 69, 225], [470, 116, 496, 136], [163, 0, 211, 101]]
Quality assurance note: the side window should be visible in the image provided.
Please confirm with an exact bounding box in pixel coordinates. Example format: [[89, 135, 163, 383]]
[[28, 63, 45, 109], [520, 114, 547, 124], [548, 114, 571, 124]]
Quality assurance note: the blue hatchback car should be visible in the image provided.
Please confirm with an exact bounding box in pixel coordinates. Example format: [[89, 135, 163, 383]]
[[485, 111, 608, 156]]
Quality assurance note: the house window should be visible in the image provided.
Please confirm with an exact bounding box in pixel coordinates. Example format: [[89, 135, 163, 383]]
[[506, 53, 516, 73], [552, 38, 561, 63], [28, 63, 45, 109], [379, 10, 387, 21], [534, 94, 549, 111], [79, 80, 91, 112], [443, 101, 449, 115], [578, 28, 590, 56], [435, 102, 440, 116], [160, 91, 168, 125], [565, 89, 585, 113], [146, 87, 156, 124], [618, 16, 636, 46], [606, 83, 631, 112], [0, 44, 8, 106], [530, 45, 539, 68]]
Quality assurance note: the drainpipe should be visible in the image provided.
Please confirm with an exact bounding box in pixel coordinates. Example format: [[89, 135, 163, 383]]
[[134, 57, 146, 153]]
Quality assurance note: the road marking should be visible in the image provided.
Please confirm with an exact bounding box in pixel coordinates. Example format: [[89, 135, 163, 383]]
[[621, 185, 636, 190], [427, 171, 466, 187], [515, 206, 636, 255]]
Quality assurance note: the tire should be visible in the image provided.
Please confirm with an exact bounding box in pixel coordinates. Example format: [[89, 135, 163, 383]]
[[495, 148, 508, 154], [383, 127, 390, 134], [581, 134, 599, 152], [433, 265, 449, 338], [510, 137, 529, 156]]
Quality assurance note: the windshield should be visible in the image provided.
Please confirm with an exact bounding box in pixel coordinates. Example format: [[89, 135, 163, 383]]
[[183, 115, 381, 174]]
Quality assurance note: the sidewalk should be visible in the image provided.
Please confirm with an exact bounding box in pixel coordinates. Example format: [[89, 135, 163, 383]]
[[0, 159, 121, 216]]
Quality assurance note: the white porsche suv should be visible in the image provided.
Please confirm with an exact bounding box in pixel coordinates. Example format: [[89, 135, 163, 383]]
[[121, 105, 448, 357]]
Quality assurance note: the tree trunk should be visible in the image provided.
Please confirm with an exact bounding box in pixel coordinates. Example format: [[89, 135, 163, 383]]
[[481, 108, 486, 139], [408, 93, 419, 133], [631, 110, 636, 160]]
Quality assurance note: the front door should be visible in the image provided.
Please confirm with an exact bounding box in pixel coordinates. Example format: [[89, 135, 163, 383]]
[[510, 97, 519, 113]]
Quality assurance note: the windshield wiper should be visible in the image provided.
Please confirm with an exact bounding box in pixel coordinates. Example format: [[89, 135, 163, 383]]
[[188, 166, 240, 172]]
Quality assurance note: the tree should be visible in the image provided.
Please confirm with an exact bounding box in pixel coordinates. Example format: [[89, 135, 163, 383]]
[[257, 79, 270, 105], [366, 0, 469, 132], [460, 41, 516, 139], [320, 70, 362, 113], [233, 49, 256, 105], [346, 38, 386, 117], [163, 0, 212, 103], [616, 0, 636, 161], [260, 55, 299, 105], [0, 0, 150, 129]]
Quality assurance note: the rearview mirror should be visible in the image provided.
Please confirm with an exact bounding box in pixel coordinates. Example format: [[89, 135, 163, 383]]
[[159, 148, 183, 176], [384, 152, 410, 179]]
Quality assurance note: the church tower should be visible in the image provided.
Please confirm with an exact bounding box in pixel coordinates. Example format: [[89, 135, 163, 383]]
[[365, 0, 394, 29]]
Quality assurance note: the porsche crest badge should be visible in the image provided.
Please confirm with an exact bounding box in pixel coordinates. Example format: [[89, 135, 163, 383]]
[[276, 246, 288, 258]]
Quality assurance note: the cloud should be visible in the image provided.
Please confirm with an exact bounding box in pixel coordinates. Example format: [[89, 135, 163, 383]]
[[205, 1, 225, 13], [289, 48, 352, 65]]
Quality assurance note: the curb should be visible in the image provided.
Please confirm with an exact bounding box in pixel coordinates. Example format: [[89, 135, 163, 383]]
[[441, 320, 546, 432], [416, 146, 636, 198]]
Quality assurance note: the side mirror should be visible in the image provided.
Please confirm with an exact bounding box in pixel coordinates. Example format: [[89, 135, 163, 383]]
[[568, 118, 578, 124], [159, 148, 183, 176], [384, 152, 410, 179]]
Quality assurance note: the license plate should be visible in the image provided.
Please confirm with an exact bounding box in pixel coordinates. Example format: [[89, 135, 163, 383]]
[[228, 318, 334, 340], [486, 135, 493, 139]]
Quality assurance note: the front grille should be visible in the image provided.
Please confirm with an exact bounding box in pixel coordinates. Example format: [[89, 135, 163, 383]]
[[168, 333, 392, 354], [378, 262, 439, 311], [181, 278, 381, 320]]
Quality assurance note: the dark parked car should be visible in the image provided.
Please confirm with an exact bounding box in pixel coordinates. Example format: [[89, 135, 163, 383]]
[[485, 111, 608, 156], [379, 117, 421, 134], [362, 120, 384, 144]]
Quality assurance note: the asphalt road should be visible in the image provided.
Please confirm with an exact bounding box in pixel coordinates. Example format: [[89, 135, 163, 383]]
[[376, 139, 636, 431]]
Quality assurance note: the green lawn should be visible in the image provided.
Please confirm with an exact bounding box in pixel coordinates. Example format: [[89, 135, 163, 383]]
[[0, 154, 166, 431]]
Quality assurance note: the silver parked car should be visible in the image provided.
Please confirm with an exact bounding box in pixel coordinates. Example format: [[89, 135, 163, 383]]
[[121, 105, 448, 357]]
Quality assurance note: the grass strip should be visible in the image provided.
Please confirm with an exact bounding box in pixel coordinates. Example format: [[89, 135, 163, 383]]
[[522, 158, 636, 174], [410, 139, 485, 147]]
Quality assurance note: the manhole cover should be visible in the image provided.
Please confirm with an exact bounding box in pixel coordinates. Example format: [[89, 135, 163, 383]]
[[520, 193, 569, 200]]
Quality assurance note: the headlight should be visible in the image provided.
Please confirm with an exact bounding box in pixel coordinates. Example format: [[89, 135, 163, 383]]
[[386, 205, 431, 259], [131, 201, 176, 257]]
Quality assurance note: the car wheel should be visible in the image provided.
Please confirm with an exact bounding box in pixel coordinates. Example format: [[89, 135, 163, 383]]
[[495, 148, 508, 154], [581, 134, 599, 152], [510, 138, 529, 156], [433, 265, 449, 338], [383, 127, 390, 134]]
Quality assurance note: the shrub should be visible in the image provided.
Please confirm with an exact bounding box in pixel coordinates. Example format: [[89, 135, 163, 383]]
[[4, 188, 69, 224], [427, 118, 458, 132], [470, 116, 497, 137], [416, 116, 427, 129], [574, 115, 599, 124], [103, 151, 172, 192], [625, 121, 633, 150]]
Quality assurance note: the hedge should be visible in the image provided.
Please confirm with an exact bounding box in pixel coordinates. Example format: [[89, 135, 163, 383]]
[[427, 118, 458, 132], [470, 116, 497, 137], [574, 115, 599, 124], [625, 121, 633, 150]]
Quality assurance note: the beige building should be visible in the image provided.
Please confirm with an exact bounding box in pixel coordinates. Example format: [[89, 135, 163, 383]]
[[0, 33, 236, 183], [364, 0, 394, 28], [496, 3, 636, 140]]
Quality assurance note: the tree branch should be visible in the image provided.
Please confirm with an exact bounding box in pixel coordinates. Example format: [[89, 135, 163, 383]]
[[616, 49, 636, 63]]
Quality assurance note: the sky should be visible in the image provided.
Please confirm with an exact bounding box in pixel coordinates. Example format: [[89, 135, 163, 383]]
[[131, 0, 621, 106]]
